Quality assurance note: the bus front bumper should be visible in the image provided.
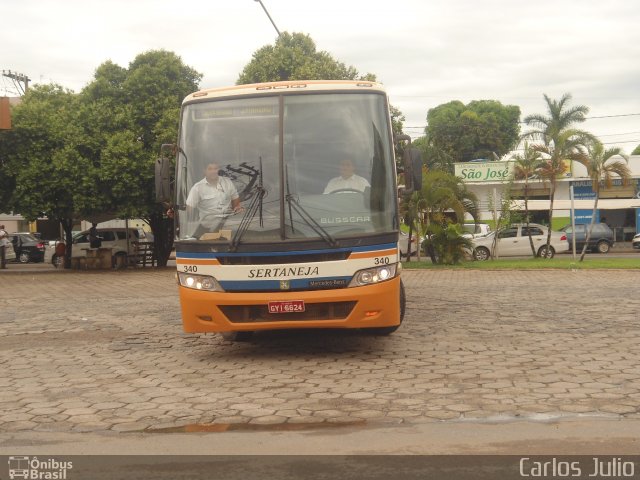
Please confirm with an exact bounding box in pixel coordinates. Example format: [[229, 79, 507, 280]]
[[178, 276, 402, 333]]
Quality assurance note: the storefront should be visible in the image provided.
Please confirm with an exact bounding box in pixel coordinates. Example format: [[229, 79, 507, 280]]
[[455, 155, 640, 240]]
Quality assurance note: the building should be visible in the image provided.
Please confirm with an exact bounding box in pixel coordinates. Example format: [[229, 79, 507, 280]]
[[455, 155, 640, 241]]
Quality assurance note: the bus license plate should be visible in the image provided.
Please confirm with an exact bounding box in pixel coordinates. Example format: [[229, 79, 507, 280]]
[[268, 300, 305, 314]]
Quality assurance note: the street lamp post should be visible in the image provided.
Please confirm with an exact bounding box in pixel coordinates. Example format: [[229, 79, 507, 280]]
[[254, 0, 281, 37]]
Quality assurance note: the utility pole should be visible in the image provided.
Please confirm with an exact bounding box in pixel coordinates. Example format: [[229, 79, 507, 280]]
[[253, 0, 281, 37], [2, 70, 31, 95]]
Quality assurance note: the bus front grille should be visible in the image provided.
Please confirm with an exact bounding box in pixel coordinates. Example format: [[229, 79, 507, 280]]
[[220, 301, 357, 323]]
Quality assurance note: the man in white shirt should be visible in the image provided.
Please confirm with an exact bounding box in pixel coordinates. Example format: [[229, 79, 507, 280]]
[[0, 225, 8, 269], [186, 163, 244, 237], [323, 159, 370, 194]]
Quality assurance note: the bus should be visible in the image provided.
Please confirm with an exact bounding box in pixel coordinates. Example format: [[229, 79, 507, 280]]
[[156, 80, 411, 341]]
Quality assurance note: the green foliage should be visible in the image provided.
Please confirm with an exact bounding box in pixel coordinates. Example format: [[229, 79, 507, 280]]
[[522, 93, 594, 256], [419, 170, 479, 227], [573, 139, 631, 262], [237, 32, 407, 175], [401, 170, 478, 263], [412, 135, 455, 173], [486, 181, 517, 259], [65, 50, 201, 225], [237, 32, 375, 84], [3, 84, 82, 222], [2, 50, 202, 266], [632, 144, 640, 155], [425, 100, 521, 163], [389, 104, 406, 161], [422, 223, 473, 265]]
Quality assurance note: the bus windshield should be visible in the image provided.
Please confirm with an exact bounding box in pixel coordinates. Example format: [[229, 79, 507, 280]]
[[176, 91, 397, 245]]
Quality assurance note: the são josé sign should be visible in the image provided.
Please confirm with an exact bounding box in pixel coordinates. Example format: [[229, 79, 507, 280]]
[[454, 161, 515, 182]]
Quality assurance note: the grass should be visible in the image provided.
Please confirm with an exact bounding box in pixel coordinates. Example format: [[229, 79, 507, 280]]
[[402, 255, 640, 270]]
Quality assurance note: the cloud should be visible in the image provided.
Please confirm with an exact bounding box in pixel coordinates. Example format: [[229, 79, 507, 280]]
[[2, 0, 639, 152]]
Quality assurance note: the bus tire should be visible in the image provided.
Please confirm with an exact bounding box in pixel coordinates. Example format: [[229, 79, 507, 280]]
[[221, 331, 254, 342]]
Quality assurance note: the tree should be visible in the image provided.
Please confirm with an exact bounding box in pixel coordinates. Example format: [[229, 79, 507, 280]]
[[236, 32, 406, 143], [425, 100, 521, 163], [425, 223, 473, 265], [522, 93, 594, 257], [415, 170, 479, 264], [79, 50, 202, 266], [1, 85, 87, 267], [412, 135, 456, 174], [631, 144, 640, 155], [237, 32, 375, 84], [389, 105, 406, 162], [486, 183, 516, 260], [511, 143, 543, 256], [574, 140, 631, 262], [401, 190, 425, 262]]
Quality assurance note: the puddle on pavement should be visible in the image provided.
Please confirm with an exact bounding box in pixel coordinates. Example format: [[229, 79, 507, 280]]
[[453, 412, 619, 424], [145, 420, 366, 433]]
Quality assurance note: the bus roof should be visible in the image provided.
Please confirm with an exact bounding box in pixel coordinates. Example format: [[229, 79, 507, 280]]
[[183, 80, 386, 104]]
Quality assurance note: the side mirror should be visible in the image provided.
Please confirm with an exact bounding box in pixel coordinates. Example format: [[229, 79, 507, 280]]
[[155, 157, 171, 203], [404, 147, 423, 192], [396, 134, 422, 194], [155, 144, 175, 204]]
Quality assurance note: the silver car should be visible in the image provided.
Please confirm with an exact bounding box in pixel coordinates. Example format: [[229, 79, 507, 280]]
[[471, 223, 569, 261]]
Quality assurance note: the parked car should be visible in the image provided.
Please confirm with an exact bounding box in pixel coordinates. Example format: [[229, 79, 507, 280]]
[[461, 223, 491, 238], [48, 231, 81, 248], [471, 223, 569, 261], [399, 231, 423, 258], [632, 232, 640, 250], [71, 227, 148, 265], [8, 233, 46, 263], [559, 223, 614, 254]]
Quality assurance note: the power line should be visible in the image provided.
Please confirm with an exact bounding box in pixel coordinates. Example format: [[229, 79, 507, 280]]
[[1, 70, 30, 95], [585, 113, 640, 120], [404, 112, 640, 131], [602, 140, 640, 145], [598, 131, 640, 137]]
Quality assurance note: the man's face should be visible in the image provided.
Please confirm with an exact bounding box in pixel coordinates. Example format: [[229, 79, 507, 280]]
[[339, 161, 354, 179], [205, 163, 220, 182]]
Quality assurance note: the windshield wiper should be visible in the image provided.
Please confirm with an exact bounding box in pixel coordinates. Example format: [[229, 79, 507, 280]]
[[229, 157, 266, 252], [285, 196, 338, 248], [285, 166, 338, 249]]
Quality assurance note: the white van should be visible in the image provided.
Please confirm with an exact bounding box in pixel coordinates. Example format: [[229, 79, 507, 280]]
[[71, 227, 147, 264]]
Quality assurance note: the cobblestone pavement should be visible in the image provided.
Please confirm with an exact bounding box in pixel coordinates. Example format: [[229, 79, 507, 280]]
[[1, 268, 640, 435]]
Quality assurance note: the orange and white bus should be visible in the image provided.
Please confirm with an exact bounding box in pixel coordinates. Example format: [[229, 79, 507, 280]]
[[157, 80, 407, 341]]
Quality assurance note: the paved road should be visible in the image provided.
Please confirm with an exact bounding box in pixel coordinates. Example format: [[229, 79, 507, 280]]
[[1, 267, 640, 454]]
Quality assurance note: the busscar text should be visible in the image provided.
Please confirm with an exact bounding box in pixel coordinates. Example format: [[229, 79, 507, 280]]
[[248, 266, 320, 278]]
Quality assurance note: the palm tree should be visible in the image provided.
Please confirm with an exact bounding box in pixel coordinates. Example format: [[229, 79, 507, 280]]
[[419, 170, 479, 263], [401, 190, 425, 262], [511, 143, 543, 256], [574, 140, 631, 262], [523, 93, 594, 256]]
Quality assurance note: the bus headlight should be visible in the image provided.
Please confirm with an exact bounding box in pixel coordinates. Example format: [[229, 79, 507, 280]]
[[177, 272, 224, 292], [349, 264, 398, 287]]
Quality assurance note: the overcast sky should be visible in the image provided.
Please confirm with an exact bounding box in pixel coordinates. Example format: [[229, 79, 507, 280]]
[[2, 0, 639, 154]]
